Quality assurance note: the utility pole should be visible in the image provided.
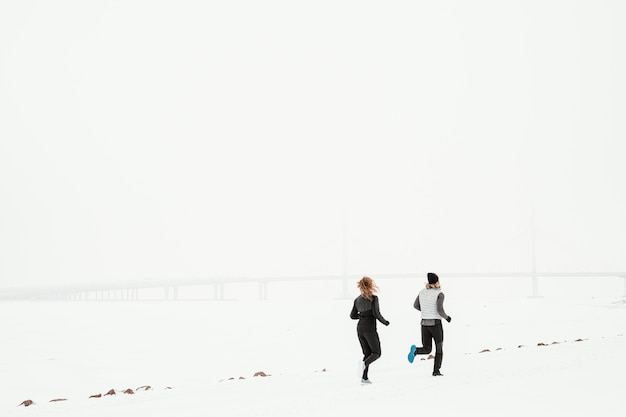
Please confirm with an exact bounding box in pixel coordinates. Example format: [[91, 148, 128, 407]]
[[342, 209, 349, 298], [530, 208, 539, 297]]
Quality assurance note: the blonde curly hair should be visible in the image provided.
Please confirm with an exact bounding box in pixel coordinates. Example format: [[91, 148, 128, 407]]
[[357, 276, 379, 300]]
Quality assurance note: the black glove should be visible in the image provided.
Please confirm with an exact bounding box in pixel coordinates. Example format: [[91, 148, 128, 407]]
[[446, 316, 452, 323]]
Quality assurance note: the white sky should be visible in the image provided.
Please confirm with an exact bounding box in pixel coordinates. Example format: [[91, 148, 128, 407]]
[[1, 0, 626, 287]]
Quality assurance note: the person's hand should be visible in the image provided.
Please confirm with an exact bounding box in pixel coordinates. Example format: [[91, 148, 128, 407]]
[[384, 320, 390, 326], [446, 316, 452, 323]]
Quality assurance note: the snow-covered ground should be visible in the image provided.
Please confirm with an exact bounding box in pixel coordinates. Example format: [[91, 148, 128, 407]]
[[2, 277, 625, 416]]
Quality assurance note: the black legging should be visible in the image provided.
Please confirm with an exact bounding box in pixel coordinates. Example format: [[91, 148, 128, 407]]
[[358, 331, 381, 379], [414, 320, 444, 373]]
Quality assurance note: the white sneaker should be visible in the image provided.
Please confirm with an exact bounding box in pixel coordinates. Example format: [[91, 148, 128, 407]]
[[360, 378, 372, 385], [359, 361, 366, 373]]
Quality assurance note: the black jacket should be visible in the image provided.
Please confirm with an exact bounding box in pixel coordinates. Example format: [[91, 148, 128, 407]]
[[350, 295, 389, 332]]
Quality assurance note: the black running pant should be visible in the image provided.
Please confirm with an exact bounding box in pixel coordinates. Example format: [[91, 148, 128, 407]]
[[415, 320, 444, 373], [357, 331, 381, 379]]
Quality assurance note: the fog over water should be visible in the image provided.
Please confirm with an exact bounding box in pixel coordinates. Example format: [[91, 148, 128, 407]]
[[1, 1, 626, 290]]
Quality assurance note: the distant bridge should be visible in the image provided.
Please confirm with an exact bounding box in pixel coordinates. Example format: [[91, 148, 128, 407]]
[[1, 272, 625, 301]]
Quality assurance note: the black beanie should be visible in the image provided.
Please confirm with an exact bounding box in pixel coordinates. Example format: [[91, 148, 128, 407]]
[[427, 272, 439, 284]]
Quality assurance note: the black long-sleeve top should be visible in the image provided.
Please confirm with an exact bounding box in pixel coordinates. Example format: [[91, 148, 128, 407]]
[[350, 295, 389, 332]]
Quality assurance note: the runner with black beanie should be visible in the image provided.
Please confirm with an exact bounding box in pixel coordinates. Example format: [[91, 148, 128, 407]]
[[407, 272, 452, 376]]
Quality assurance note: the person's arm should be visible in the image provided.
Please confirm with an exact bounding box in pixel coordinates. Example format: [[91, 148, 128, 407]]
[[414, 294, 421, 311], [372, 296, 390, 326], [437, 292, 451, 322], [350, 300, 359, 320]]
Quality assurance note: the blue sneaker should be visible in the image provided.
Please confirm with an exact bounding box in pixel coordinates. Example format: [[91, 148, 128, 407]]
[[407, 345, 417, 363]]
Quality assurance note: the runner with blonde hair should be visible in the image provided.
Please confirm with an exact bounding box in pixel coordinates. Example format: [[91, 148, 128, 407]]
[[350, 276, 390, 384]]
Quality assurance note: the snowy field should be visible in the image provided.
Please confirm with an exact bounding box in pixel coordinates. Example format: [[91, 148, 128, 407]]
[[2, 276, 625, 416]]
